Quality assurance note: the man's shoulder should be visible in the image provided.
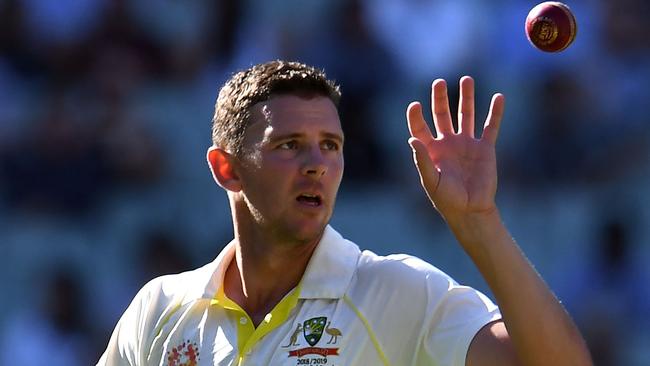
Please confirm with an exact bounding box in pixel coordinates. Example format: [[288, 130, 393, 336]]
[[128, 260, 218, 318], [137, 270, 194, 303], [352, 250, 457, 294], [342, 250, 465, 331], [358, 250, 450, 278]]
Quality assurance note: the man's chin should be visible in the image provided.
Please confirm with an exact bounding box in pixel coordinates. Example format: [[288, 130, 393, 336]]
[[284, 220, 328, 246]]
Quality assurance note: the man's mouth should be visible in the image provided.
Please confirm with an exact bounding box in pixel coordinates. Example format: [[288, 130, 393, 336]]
[[296, 193, 322, 206]]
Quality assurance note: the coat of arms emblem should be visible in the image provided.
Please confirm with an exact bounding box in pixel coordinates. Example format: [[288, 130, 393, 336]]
[[303, 317, 327, 346]]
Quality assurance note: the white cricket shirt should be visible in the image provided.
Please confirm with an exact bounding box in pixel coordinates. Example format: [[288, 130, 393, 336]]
[[98, 226, 501, 366]]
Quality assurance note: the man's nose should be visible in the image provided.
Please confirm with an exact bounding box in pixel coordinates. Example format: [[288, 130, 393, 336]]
[[301, 146, 327, 178]]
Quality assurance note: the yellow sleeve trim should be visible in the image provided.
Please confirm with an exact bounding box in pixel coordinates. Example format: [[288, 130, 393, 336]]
[[343, 295, 392, 366]]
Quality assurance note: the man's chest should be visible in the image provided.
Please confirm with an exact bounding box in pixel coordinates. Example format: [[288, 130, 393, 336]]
[[146, 299, 403, 366]]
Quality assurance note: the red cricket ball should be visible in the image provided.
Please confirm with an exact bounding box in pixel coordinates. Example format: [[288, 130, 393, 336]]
[[525, 2, 577, 52]]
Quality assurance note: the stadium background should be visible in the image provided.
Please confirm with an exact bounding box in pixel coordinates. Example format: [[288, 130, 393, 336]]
[[0, 0, 649, 364]]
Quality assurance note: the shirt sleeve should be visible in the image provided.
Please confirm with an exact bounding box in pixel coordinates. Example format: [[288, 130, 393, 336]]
[[417, 279, 502, 366], [96, 279, 161, 366]]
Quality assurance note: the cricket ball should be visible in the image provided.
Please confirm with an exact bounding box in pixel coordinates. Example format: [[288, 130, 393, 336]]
[[525, 2, 577, 52]]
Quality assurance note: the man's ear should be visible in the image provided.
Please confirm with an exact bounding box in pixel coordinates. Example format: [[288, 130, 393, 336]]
[[207, 146, 242, 192]]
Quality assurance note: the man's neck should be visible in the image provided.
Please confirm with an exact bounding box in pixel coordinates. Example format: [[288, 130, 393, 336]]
[[223, 230, 322, 327]]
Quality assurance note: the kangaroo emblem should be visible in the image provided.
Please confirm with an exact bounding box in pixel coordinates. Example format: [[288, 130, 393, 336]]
[[325, 322, 342, 344], [283, 323, 302, 347]]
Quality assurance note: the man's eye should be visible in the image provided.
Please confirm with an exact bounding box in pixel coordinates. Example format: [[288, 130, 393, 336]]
[[322, 140, 339, 151], [278, 141, 298, 149]]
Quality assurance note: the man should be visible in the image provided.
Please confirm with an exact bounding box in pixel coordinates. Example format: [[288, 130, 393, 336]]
[[98, 60, 592, 365]]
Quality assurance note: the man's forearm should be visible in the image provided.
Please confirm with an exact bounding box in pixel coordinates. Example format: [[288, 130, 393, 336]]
[[446, 210, 593, 365]]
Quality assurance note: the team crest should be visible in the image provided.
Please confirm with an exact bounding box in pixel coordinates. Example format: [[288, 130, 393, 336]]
[[287, 318, 342, 358], [303, 317, 327, 346]]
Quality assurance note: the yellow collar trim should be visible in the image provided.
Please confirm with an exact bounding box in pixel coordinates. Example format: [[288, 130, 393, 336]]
[[211, 282, 303, 360]]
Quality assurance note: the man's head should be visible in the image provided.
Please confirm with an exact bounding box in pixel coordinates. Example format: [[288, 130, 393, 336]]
[[207, 61, 344, 245], [211, 60, 341, 156]]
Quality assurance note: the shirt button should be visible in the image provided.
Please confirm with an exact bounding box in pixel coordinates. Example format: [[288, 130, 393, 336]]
[[240, 317, 248, 325]]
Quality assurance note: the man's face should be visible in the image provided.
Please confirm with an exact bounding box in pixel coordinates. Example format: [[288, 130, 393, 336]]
[[234, 94, 344, 244]]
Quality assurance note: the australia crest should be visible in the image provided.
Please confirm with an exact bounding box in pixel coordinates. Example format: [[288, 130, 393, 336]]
[[303, 317, 327, 346]]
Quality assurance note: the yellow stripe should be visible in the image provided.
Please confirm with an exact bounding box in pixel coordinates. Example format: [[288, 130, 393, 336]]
[[152, 302, 182, 339], [343, 295, 391, 366]]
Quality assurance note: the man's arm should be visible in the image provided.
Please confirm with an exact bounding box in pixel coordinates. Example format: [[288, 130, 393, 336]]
[[406, 76, 592, 365], [455, 210, 590, 366], [467, 321, 518, 365]]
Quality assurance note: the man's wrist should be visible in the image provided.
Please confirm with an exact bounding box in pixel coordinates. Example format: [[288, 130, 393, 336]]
[[444, 207, 508, 250]]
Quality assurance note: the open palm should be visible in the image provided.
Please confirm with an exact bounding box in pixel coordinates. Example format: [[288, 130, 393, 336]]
[[407, 76, 505, 220]]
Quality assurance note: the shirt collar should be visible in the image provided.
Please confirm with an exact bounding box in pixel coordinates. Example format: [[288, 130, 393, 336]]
[[183, 239, 235, 304], [299, 225, 361, 299], [193, 225, 360, 303]]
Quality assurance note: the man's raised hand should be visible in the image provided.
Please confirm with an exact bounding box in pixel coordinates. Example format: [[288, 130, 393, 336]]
[[406, 76, 505, 222]]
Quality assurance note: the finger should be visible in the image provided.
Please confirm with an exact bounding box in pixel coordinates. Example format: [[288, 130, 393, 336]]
[[458, 76, 475, 138], [482, 93, 505, 145], [431, 79, 454, 137], [408, 137, 441, 197], [407, 101, 436, 143]]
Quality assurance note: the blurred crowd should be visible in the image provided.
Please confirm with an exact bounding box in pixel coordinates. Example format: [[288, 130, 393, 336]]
[[0, 0, 649, 365]]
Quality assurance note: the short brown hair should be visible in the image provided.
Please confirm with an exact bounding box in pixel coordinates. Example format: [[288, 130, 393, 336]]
[[211, 60, 341, 155]]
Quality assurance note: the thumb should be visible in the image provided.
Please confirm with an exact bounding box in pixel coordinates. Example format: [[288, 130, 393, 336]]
[[408, 137, 441, 197]]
